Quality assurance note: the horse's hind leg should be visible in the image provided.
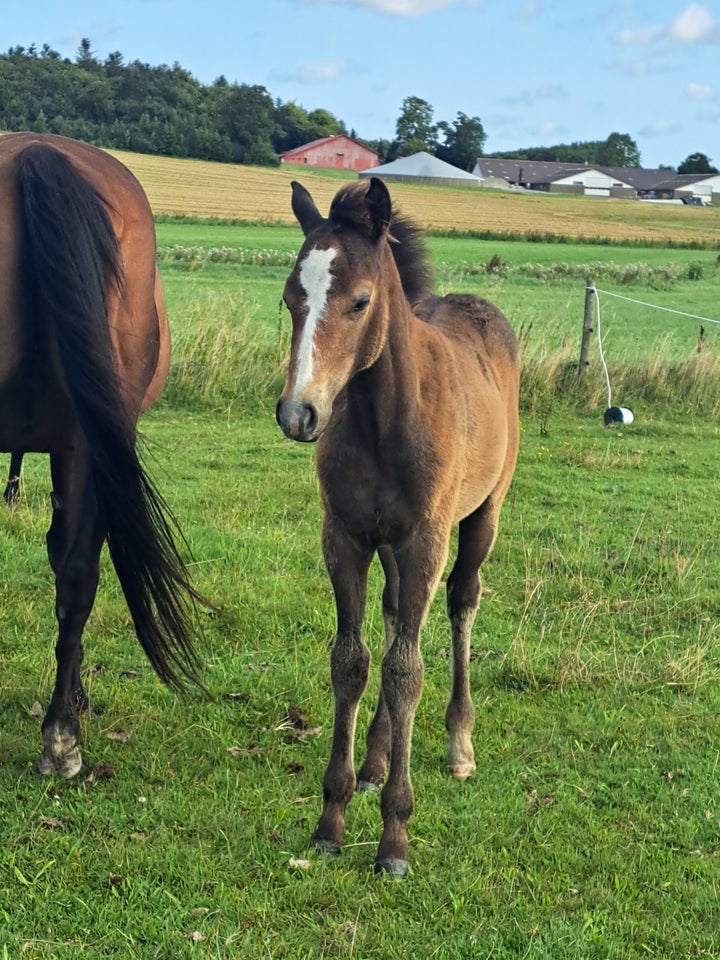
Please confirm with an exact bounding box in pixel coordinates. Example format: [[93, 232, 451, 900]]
[[357, 544, 397, 792], [4, 451, 24, 507], [39, 449, 105, 777], [445, 499, 499, 780]]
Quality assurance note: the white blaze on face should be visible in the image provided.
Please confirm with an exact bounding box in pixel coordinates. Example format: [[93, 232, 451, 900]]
[[292, 246, 336, 398]]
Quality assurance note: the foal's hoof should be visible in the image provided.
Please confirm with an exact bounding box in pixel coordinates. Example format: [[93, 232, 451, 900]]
[[448, 761, 476, 781], [357, 778, 382, 794], [311, 837, 341, 858], [374, 857, 409, 878]]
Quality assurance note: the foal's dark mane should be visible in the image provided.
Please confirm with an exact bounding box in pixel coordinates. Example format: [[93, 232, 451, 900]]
[[329, 181, 434, 306]]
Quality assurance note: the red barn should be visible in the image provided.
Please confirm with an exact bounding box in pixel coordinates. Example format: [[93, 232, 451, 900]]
[[281, 135, 380, 172]]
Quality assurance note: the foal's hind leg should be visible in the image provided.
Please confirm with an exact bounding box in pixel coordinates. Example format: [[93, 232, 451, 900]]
[[357, 545, 397, 792], [445, 499, 499, 780], [39, 449, 105, 777], [312, 519, 373, 854]]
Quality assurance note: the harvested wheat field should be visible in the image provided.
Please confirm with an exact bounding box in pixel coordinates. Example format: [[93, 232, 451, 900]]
[[107, 148, 720, 245]]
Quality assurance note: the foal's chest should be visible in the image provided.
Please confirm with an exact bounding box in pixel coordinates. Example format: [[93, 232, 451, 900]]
[[318, 434, 437, 545]]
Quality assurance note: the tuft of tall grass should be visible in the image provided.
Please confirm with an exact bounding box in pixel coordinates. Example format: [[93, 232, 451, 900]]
[[444, 258, 710, 286], [604, 349, 720, 415], [162, 289, 720, 423], [517, 318, 720, 421], [158, 245, 297, 268], [163, 291, 288, 412]]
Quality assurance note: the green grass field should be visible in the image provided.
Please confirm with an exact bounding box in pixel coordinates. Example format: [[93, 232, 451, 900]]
[[2, 210, 720, 958]]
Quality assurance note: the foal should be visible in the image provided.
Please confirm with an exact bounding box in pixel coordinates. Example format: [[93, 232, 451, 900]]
[[276, 177, 519, 876]]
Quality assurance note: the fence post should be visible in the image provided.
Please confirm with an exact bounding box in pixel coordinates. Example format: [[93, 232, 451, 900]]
[[577, 279, 595, 384]]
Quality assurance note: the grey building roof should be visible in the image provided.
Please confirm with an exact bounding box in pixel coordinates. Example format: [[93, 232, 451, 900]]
[[474, 158, 716, 193], [360, 151, 480, 181]]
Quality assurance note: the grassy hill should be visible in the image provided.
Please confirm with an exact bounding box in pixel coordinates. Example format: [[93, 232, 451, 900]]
[[106, 148, 720, 245]]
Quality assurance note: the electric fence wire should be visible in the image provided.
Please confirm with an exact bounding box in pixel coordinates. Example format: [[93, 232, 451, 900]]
[[593, 287, 720, 326], [588, 285, 613, 409], [588, 284, 720, 421]]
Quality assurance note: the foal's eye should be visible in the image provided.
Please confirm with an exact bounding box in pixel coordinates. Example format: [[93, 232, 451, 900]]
[[351, 295, 370, 314]]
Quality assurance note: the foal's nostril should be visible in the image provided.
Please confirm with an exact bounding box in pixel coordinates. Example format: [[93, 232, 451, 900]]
[[301, 403, 318, 437], [276, 398, 319, 441]]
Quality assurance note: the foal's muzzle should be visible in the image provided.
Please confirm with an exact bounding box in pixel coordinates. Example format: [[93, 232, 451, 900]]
[[276, 397, 319, 442]]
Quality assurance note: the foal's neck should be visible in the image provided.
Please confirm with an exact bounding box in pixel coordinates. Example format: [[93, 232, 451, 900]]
[[347, 286, 422, 446]]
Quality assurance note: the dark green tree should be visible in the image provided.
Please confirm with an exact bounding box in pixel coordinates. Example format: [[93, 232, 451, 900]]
[[596, 132, 641, 168], [436, 112, 486, 171], [392, 96, 437, 157], [677, 152, 719, 174], [272, 101, 345, 153], [306, 108, 345, 139], [216, 83, 279, 165], [75, 38, 101, 73]]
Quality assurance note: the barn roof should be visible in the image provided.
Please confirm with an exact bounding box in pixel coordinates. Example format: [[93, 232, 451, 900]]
[[282, 135, 379, 159]]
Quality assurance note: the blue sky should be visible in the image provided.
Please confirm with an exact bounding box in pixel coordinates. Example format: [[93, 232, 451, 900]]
[[4, 0, 719, 169]]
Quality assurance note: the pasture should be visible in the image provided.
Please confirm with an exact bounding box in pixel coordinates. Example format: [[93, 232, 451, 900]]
[[2, 155, 720, 957]]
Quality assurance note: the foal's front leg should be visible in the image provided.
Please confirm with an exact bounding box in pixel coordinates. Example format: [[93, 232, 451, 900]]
[[312, 519, 373, 855], [357, 544, 397, 791], [375, 528, 448, 877]]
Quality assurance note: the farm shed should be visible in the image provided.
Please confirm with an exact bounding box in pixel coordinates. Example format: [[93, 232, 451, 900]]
[[473, 158, 719, 202], [360, 152, 480, 187], [473, 158, 638, 197], [659, 172, 720, 204], [280, 135, 380, 172]]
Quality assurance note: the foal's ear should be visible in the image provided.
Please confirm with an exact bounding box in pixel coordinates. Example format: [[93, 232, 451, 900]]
[[365, 177, 392, 239], [291, 181, 324, 236]]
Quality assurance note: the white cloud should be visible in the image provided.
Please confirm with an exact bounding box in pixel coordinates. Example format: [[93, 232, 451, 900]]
[[616, 24, 664, 45], [615, 59, 650, 76], [685, 81, 715, 100], [667, 3, 720, 41], [519, 0, 541, 20], [616, 4, 720, 45], [298, 0, 459, 13], [534, 120, 558, 138], [272, 59, 348, 84], [638, 119, 681, 137], [501, 83, 563, 106]]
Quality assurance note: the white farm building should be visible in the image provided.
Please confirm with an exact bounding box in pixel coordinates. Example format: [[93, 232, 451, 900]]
[[473, 158, 720, 203]]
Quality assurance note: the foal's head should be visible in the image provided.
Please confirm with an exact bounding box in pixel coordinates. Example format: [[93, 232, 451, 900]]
[[276, 177, 429, 443]]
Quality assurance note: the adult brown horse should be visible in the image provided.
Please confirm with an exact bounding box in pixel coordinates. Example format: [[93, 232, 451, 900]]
[[276, 177, 520, 876], [0, 132, 201, 777]]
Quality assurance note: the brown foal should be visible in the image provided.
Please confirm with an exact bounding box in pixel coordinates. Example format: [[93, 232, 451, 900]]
[[276, 176, 519, 876]]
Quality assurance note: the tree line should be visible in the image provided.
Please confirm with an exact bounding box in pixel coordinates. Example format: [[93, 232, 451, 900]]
[[0, 41, 348, 166], [1, 42, 716, 175]]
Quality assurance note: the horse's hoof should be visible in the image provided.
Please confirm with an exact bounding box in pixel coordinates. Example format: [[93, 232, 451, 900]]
[[38, 729, 83, 778], [312, 837, 341, 857], [37, 746, 82, 778], [449, 761, 476, 780], [357, 778, 382, 794], [374, 857, 409, 878]]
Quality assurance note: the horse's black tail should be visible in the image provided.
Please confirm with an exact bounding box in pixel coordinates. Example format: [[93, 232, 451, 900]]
[[17, 144, 203, 692]]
